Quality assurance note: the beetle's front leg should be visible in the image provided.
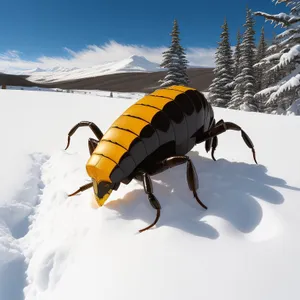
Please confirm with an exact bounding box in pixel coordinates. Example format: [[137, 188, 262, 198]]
[[65, 121, 103, 150], [88, 138, 98, 155], [134, 171, 161, 233]]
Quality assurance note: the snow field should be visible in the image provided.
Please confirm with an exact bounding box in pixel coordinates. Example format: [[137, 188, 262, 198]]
[[0, 88, 299, 300]]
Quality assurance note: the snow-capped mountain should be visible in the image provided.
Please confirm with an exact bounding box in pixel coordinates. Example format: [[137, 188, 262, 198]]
[[17, 66, 80, 75], [25, 67, 46, 73], [27, 55, 163, 83]]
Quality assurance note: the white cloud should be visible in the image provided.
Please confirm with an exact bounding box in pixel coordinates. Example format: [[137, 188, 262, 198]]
[[186, 47, 216, 67], [0, 41, 216, 74]]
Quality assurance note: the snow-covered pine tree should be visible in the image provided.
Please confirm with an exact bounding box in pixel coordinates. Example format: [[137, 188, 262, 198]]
[[254, 27, 268, 110], [229, 7, 258, 111], [255, 27, 268, 90], [208, 18, 234, 107], [228, 30, 243, 110], [159, 19, 189, 87], [234, 29, 242, 77], [228, 30, 243, 109], [254, 0, 300, 114]]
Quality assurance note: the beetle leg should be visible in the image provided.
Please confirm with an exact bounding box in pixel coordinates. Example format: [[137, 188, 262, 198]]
[[65, 121, 103, 150], [204, 120, 223, 160], [208, 119, 223, 161], [88, 138, 99, 155], [211, 136, 218, 161], [197, 121, 258, 164], [205, 138, 213, 153], [68, 182, 93, 197], [149, 156, 207, 210], [135, 172, 161, 233], [217, 122, 258, 164], [186, 157, 208, 209]]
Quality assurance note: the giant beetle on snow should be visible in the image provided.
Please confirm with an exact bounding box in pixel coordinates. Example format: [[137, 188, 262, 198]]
[[65, 85, 257, 232]]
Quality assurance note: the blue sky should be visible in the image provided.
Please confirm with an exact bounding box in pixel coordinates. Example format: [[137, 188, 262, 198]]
[[0, 0, 288, 72]]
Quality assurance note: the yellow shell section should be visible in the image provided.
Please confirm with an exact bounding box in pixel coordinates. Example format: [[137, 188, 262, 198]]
[[95, 189, 112, 206], [86, 155, 116, 183], [167, 85, 196, 92], [112, 115, 148, 136], [86, 86, 196, 183], [93, 140, 127, 163], [135, 95, 172, 110], [102, 127, 137, 150], [87, 127, 139, 183], [123, 105, 159, 123], [151, 88, 183, 99]]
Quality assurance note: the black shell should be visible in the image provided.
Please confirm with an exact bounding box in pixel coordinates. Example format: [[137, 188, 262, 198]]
[[86, 86, 214, 183]]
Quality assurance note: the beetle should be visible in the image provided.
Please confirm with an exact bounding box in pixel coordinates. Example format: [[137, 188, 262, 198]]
[[64, 85, 257, 233]]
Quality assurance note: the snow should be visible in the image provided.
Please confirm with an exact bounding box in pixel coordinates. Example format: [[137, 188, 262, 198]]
[[260, 52, 281, 64], [26, 55, 162, 83], [255, 85, 279, 97], [287, 97, 300, 115], [255, 11, 300, 27], [275, 44, 300, 70], [269, 73, 300, 103], [1, 88, 300, 300], [256, 64, 300, 108]]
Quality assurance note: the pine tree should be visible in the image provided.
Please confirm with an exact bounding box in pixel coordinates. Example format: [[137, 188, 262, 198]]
[[234, 30, 242, 77], [254, 27, 268, 111], [160, 19, 189, 87], [208, 18, 234, 107], [255, 27, 268, 91], [254, 0, 300, 114], [229, 7, 258, 111], [228, 30, 243, 110]]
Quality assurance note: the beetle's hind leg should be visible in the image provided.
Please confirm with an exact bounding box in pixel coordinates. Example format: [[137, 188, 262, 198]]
[[215, 121, 257, 164], [211, 136, 218, 161], [204, 119, 223, 161], [65, 121, 103, 150], [205, 136, 219, 161], [199, 120, 258, 164]]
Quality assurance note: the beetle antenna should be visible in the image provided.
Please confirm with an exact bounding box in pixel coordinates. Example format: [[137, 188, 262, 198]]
[[68, 182, 93, 197]]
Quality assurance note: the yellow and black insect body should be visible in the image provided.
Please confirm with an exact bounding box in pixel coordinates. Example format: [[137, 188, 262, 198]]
[[65, 85, 257, 232]]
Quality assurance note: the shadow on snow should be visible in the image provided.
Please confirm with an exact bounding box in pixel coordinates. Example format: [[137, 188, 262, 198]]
[[105, 150, 300, 238]]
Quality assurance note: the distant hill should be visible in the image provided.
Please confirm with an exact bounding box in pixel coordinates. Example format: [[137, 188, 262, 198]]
[[0, 68, 214, 93], [0, 73, 36, 87], [0, 55, 214, 92]]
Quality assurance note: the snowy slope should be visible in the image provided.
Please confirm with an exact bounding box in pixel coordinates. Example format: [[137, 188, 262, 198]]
[[27, 55, 162, 83], [0, 89, 300, 300]]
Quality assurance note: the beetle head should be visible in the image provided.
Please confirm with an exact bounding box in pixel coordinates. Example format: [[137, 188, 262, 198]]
[[92, 179, 120, 206]]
